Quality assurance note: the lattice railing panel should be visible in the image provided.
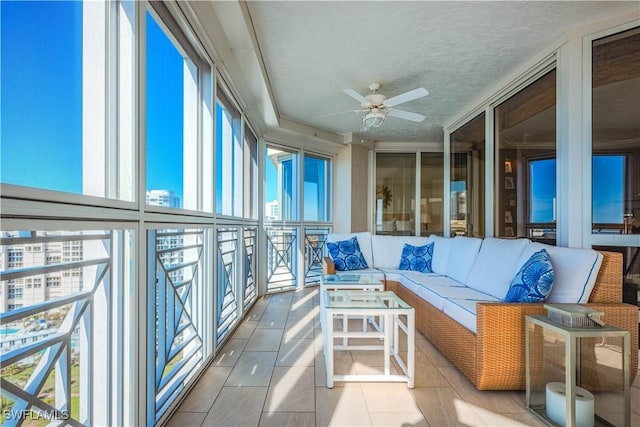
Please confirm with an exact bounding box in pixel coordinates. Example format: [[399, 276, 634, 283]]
[[265, 227, 297, 292], [148, 229, 204, 424], [216, 229, 239, 344], [243, 228, 257, 310], [304, 227, 330, 285], [0, 230, 119, 426]]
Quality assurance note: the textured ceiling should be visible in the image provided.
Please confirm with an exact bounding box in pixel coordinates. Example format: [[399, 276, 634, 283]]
[[246, 1, 634, 142]]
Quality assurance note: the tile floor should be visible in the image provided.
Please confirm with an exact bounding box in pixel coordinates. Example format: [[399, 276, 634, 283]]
[[166, 287, 640, 426]]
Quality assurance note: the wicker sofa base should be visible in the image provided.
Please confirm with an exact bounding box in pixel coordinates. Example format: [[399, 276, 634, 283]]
[[385, 280, 638, 390]]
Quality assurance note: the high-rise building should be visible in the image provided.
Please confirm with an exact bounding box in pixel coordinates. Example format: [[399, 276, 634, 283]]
[[265, 200, 279, 220], [146, 190, 181, 208]]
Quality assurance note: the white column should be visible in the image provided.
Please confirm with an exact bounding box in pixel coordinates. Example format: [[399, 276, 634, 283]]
[[83, 1, 107, 198], [556, 38, 585, 248]]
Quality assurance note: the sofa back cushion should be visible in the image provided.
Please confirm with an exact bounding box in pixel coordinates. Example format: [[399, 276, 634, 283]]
[[327, 232, 374, 268], [517, 243, 603, 303], [371, 235, 430, 269], [444, 236, 483, 284], [466, 237, 530, 299], [427, 235, 453, 275]]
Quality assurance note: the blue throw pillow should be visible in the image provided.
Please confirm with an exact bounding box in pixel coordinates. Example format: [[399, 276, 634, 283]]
[[399, 242, 434, 273], [504, 249, 554, 303], [327, 237, 369, 271]]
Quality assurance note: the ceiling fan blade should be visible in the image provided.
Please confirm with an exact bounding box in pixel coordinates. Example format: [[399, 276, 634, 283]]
[[383, 87, 429, 107], [343, 88, 372, 106], [317, 109, 362, 118], [388, 109, 426, 123]]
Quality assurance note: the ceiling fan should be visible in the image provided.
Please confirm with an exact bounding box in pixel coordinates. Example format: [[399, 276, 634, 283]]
[[320, 82, 429, 130]]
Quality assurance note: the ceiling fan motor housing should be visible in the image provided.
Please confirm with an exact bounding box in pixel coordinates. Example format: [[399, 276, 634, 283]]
[[365, 93, 387, 107]]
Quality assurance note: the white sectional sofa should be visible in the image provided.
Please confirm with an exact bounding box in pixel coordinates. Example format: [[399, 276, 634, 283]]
[[323, 232, 638, 390]]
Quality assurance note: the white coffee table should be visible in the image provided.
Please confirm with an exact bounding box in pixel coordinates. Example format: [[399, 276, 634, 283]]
[[321, 289, 415, 388]]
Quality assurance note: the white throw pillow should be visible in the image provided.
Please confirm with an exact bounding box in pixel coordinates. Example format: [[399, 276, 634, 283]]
[[427, 235, 453, 275], [444, 236, 483, 284], [327, 232, 374, 268], [466, 237, 530, 299], [517, 243, 603, 303]]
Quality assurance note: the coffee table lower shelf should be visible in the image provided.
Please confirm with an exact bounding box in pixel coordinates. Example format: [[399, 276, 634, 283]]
[[320, 291, 415, 389]]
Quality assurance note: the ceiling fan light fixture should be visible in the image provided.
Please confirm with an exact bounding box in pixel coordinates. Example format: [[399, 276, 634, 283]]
[[362, 111, 386, 129]]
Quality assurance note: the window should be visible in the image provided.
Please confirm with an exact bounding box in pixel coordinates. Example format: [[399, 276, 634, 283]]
[[451, 113, 485, 237], [529, 158, 557, 223], [375, 153, 416, 235], [495, 69, 556, 242], [146, 9, 199, 210], [244, 126, 258, 219], [216, 88, 243, 216], [1, 1, 84, 194], [265, 146, 299, 221], [591, 27, 640, 235], [304, 155, 330, 222], [420, 153, 444, 236]]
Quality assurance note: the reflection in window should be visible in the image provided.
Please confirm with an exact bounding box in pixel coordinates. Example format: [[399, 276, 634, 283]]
[[529, 158, 556, 223], [451, 114, 485, 237], [495, 69, 556, 242], [376, 153, 416, 235], [420, 153, 444, 236], [592, 27, 640, 235], [265, 146, 298, 221], [244, 126, 258, 219], [1, 1, 83, 193], [304, 156, 330, 222], [216, 89, 243, 216]]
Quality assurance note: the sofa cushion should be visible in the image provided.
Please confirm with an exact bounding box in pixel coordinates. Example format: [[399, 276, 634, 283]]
[[443, 298, 499, 334], [328, 232, 374, 268], [399, 242, 434, 273], [371, 235, 430, 269], [444, 236, 483, 284], [327, 236, 369, 271], [504, 249, 554, 303], [517, 243, 603, 303], [466, 237, 530, 299], [427, 235, 453, 275]]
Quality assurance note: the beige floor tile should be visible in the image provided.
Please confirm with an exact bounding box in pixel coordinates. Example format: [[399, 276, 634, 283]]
[[264, 366, 315, 412], [315, 384, 372, 426], [245, 328, 284, 351], [315, 351, 356, 388], [211, 338, 247, 367], [368, 411, 429, 427], [247, 304, 267, 321], [394, 350, 450, 387], [225, 351, 277, 386], [474, 409, 545, 426], [352, 363, 400, 376], [351, 350, 386, 367], [257, 310, 289, 329], [360, 382, 422, 413], [259, 412, 316, 427], [284, 316, 316, 340], [233, 320, 258, 339], [202, 386, 267, 427], [276, 338, 316, 367], [412, 386, 486, 427], [632, 411, 640, 427], [266, 293, 293, 304], [288, 301, 316, 320], [439, 366, 527, 414], [416, 337, 455, 368], [165, 411, 206, 427], [176, 366, 232, 412]]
